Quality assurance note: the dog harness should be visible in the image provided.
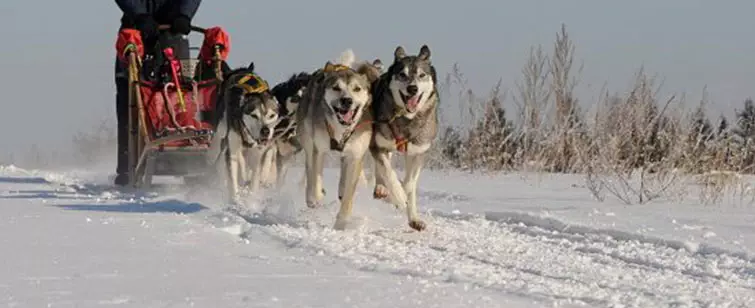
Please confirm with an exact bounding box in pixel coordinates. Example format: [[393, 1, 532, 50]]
[[387, 109, 409, 153], [235, 73, 270, 94], [322, 63, 351, 73], [325, 119, 368, 152], [383, 89, 438, 153]]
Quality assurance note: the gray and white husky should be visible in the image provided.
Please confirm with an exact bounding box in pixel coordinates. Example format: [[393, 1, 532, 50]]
[[206, 63, 280, 204], [254, 72, 312, 190], [296, 49, 382, 230], [369, 45, 439, 232]]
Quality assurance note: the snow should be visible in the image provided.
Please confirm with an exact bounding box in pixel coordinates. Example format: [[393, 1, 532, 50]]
[[1, 164, 754, 307]]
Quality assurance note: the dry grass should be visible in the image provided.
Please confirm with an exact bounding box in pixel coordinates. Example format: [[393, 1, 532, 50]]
[[430, 23, 755, 206]]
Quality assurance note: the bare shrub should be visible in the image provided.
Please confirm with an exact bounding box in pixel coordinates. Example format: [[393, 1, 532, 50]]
[[576, 68, 686, 205]]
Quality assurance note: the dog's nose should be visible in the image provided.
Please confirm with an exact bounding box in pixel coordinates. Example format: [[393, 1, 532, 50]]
[[340, 97, 353, 108], [260, 127, 270, 136], [406, 85, 419, 96]]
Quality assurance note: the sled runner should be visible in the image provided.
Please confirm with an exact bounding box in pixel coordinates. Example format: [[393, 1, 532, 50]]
[[115, 24, 231, 188]]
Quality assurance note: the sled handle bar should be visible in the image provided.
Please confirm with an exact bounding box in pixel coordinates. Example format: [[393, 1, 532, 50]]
[[157, 24, 207, 34]]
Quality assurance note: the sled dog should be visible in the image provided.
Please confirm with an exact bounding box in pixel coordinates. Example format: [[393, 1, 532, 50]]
[[263, 60, 383, 191], [206, 62, 280, 203], [254, 71, 313, 189], [368, 45, 439, 231], [296, 49, 382, 230]]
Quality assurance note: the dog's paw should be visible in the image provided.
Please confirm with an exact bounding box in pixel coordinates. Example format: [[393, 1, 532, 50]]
[[373, 185, 389, 200], [306, 200, 322, 209], [228, 195, 244, 208], [408, 219, 426, 232], [333, 215, 366, 231], [333, 218, 348, 230]]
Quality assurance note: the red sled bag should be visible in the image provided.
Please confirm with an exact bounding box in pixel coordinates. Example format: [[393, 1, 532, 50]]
[[198, 27, 230, 63], [115, 29, 145, 63]]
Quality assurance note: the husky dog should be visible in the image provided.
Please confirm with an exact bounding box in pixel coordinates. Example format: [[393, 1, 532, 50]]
[[262, 61, 384, 191], [369, 45, 438, 232], [296, 49, 382, 230], [206, 62, 280, 204], [253, 72, 313, 189]]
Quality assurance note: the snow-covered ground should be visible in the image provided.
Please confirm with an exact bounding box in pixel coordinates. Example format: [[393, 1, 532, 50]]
[[1, 163, 754, 307]]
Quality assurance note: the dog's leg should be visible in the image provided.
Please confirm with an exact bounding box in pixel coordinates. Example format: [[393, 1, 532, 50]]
[[334, 153, 363, 230], [371, 149, 408, 211], [260, 146, 276, 188], [372, 151, 392, 200], [338, 156, 346, 200], [304, 146, 325, 208], [275, 151, 291, 190], [403, 153, 427, 231], [247, 147, 263, 193], [358, 166, 368, 187], [226, 146, 243, 205], [238, 148, 250, 191], [206, 117, 228, 166]]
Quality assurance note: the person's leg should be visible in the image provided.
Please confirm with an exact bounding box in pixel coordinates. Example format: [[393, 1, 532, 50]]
[[114, 58, 130, 186]]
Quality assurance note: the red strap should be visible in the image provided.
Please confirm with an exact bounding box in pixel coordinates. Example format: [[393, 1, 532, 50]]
[[395, 138, 408, 153]]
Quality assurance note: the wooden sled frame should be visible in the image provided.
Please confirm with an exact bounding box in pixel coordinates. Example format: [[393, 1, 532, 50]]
[[123, 25, 227, 188]]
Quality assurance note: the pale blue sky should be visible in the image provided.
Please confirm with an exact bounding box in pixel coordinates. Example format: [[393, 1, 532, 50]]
[[1, 0, 754, 157]]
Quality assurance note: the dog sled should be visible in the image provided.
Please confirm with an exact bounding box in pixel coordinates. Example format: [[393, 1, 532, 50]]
[[115, 24, 231, 188]]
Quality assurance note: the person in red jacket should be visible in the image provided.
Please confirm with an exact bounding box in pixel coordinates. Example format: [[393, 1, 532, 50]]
[[113, 0, 202, 186]]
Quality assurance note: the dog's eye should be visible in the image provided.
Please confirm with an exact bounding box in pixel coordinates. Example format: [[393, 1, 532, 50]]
[[399, 72, 408, 79], [353, 86, 362, 93], [419, 73, 427, 79], [332, 85, 341, 92]]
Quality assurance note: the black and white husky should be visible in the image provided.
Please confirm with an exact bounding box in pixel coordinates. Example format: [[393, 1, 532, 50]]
[[206, 63, 280, 204], [255, 72, 312, 189]]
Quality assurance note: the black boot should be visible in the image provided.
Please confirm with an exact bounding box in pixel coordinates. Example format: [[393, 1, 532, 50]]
[[115, 59, 130, 186]]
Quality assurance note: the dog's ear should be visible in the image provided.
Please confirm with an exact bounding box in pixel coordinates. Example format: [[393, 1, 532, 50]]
[[418, 45, 431, 61], [372, 59, 384, 72], [323, 61, 335, 72], [226, 86, 247, 110], [394, 46, 406, 61], [247, 62, 255, 71]]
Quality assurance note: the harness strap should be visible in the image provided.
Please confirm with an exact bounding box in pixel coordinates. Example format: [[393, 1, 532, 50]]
[[390, 123, 408, 153], [385, 109, 408, 153], [325, 121, 354, 152]]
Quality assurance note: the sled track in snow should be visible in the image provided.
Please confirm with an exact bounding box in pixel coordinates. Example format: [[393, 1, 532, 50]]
[[224, 195, 755, 308], [30, 172, 755, 307]]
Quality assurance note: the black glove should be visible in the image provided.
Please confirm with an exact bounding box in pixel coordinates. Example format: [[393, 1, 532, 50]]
[[171, 15, 192, 35], [134, 14, 158, 40]]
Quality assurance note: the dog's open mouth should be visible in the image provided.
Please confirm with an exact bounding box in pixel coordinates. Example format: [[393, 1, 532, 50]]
[[333, 106, 357, 125], [400, 92, 423, 112], [258, 127, 274, 145]]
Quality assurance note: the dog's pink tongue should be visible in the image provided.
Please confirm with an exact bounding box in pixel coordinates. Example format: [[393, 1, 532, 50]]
[[342, 109, 355, 123], [407, 96, 420, 110]]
